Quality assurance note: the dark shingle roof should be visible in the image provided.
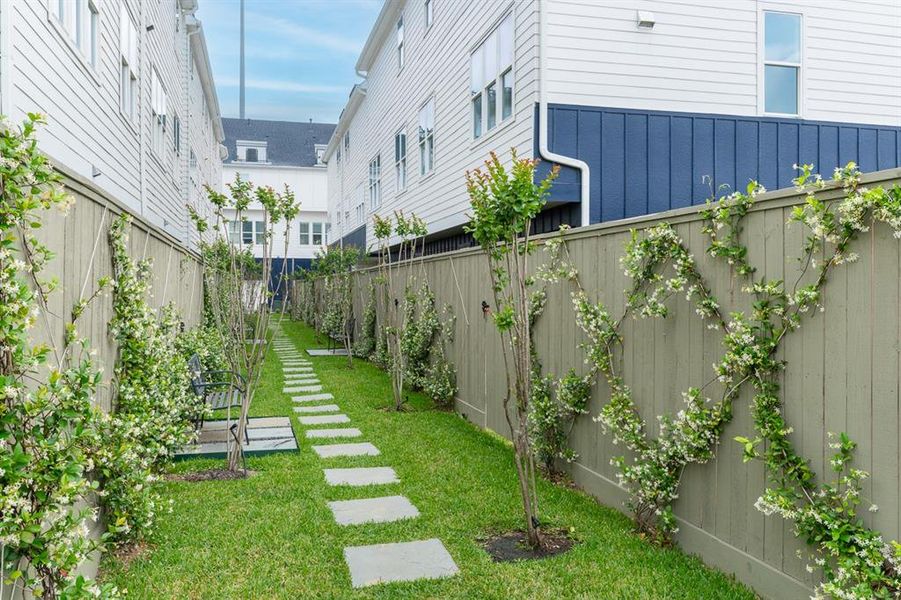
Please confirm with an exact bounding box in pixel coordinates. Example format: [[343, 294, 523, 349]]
[[222, 118, 336, 167]]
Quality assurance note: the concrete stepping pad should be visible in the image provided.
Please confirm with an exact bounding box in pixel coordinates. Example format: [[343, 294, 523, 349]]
[[293, 393, 334, 403], [293, 404, 340, 413], [343, 539, 459, 588], [312, 442, 380, 458], [305, 428, 362, 439], [298, 414, 350, 425], [328, 495, 419, 526], [285, 385, 323, 393], [324, 467, 398, 486], [307, 348, 349, 356], [285, 379, 320, 386], [283, 367, 314, 372]]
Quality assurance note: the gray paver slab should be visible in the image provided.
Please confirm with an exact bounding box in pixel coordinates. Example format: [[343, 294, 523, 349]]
[[328, 495, 419, 526], [343, 539, 459, 588], [313, 442, 379, 458], [298, 414, 350, 425], [293, 404, 340, 414], [307, 348, 349, 356], [284, 385, 323, 393], [323, 467, 398, 486], [305, 428, 362, 439], [293, 393, 334, 403]]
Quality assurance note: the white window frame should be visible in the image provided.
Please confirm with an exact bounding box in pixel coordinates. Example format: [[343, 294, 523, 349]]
[[396, 16, 405, 70], [312, 222, 325, 246], [395, 130, 407, 193], [369, 155, 381, 210], [355, 202, 364, 226], [418, 97, 435, 176], [758, 8, 804, 118], [48, 0, 100, 72], [119, 5, 139, 122], [299, 221, 311, 245], [470, 12, 514, 140], [425, 0, 433, 29], [151, 68, 168, 162]]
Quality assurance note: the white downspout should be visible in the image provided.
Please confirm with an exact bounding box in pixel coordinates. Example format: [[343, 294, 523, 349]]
[[537, 0, 591, 227]]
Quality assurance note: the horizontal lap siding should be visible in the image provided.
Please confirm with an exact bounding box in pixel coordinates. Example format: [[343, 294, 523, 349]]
[[543, 105, 901, 223], [327, 170, 901, 599]]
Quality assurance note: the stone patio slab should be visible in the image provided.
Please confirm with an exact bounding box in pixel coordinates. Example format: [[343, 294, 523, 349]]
[[285, 385, 323, 393], [343, 539, 459, 588], [298, 414, 350, 425], [293, 404, 340, 413], [323, 467, 399, 486], [328, 495, 419, 526], [292, 393, 334, 403], [307, 348, 349, 356], [312, 442, 380, 458], [305, 428, 362, 439]]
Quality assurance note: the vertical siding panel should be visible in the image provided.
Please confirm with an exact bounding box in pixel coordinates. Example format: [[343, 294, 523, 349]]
[[647, 115, 671, 214], [624, 114, 648, 217], [581, 110, 603, 224], [858, 128, 878, 173], [692, 118, 714, 204], [818, 126, 839, 175], [777, 123, 799, 189], [714, 118, 736, 194], [670, 116, 693, 208], [735, 120, 758, 190], [758, 122, 778, 191], [601, 112, 625, 221], [839, 126, 859, 166], [877, 129, 897, 170], [799, 124, 819, 170]]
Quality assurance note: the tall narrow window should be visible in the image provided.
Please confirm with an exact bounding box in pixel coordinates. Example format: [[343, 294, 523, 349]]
[[151, 69, 168, 160], [470, 13, 514, 138], [395, 131, 407, 192], [85, 0, 99, 66], [396, 17, 405, 69], [254, 221, 265, 244], [763, 11, 801, 115], [173, 115, 181, 155], [425, 0, 433, 28], [241, 221, 254, 245], [369, 155, 382, 209], [227, 221, 241, 244], [312, 222, 324, 245], [119, 6, 138, 121], [299, 222, 310, 245], [418, 98, 434, 176]]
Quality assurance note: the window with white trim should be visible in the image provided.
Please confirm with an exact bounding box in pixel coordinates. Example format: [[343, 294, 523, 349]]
[[312, 222, 325, 245], [355, 202, 364, 225], [343, 131, 350, 156], [299, 222, 329, 245], [762, 11, 801, 116], [369, 155, 381, 210], [425, 0, 433, 28], [151, 69, 168, 161], [244, 220, 265, 245], [315, 144, 327, 166], [173, 115, 181, 156], [395, 131, 407, 192], [396, 17, 405, 69], [418, 98, 434, 176], [227, 221, 240, 244], [470, 13, 513, 138], [119, 6, 138, 121], [50, 0, 99, 67]]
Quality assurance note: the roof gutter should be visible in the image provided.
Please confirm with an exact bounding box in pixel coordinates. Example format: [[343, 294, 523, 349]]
[[185, 14, 226, 144], [324, 83, 367, 161], [537, 0, 591, 227]]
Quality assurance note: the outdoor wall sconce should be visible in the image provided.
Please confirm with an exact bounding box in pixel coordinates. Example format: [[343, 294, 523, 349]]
[[637, 11, 655, 29], [481, 300, 490, 316]]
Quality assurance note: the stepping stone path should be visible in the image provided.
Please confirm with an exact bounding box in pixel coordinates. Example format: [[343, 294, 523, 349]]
[[274, 328, 459, 591]]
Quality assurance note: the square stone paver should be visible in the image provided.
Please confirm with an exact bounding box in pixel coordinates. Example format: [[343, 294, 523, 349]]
[[293, 404, 340, 414], [298, 414, 350, 425], [305, 428, 362, 439], [313, 442, 380, 458], [293, 393, 334, 403], [285, 385, 322, 393], [343, 539, 459, 588], [328, 495, 420, 526], [324, 467, 399, 486]]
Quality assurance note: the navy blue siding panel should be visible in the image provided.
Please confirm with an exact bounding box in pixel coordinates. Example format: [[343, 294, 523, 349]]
[[266, 257, 313, 301], [540, 104, 901, 224]]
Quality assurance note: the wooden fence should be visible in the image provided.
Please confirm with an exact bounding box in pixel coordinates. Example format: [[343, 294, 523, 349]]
[[292, 167, 901, 599]]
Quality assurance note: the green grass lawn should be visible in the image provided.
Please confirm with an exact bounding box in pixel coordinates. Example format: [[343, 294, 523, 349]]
[[98, 319, 755, 599]]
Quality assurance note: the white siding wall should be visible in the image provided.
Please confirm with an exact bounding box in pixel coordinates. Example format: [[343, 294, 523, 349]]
[[223, 164, 329, 259], [545, 0, 901, 126], [328, 0, 541, 248], [2, 0, 223, 248]]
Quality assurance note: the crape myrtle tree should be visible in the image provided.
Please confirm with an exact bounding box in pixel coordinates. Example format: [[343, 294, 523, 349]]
[[191, 174, 299, 471], [373, 211, 427, 411], [464, 149, 559, 548], [313, 245, 360, 367]]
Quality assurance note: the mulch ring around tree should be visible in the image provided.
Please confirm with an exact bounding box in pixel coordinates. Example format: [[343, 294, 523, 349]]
[[108, 541, 152, 570], [166, 469, 258, 482], [480, 528, 576, 562]]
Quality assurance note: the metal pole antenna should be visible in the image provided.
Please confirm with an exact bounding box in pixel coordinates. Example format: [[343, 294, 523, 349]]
[[239, 0, 245, 118]]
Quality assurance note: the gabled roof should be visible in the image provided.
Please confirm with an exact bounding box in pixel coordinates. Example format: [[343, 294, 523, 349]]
[[222, 118, 336, 167]]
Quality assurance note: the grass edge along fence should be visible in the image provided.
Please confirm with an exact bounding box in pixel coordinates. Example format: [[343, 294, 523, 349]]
[[292, 164, 901, 600]]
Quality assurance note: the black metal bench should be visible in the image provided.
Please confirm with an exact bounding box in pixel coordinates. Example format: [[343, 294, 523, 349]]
[[188, 354, 249, 444], [328, 317, 355, 352]]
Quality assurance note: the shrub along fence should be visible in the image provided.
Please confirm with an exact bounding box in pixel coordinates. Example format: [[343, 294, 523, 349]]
[[292, 167, 901, 599]]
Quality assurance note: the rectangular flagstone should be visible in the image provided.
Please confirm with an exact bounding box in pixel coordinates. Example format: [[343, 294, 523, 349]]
[[312, 442, 379, 458], [285, 385, 322, 393], [343, 539, 458, 588], [285, 378, 319, 385], [298, 414, 350, 425], [305, 428, 362, 439], [328, 495, 419, 526], [283, 367, 314, 372], [293, 393, 334, 403], [307, 348, 349, 356], [293, 404, 340, 414], [323, 467, 398, 486]]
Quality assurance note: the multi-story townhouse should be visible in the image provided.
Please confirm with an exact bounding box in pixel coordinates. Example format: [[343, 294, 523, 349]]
[[326, 0, 901, 253], [221, 118, 335, 273], [0, 0, 225, 249]]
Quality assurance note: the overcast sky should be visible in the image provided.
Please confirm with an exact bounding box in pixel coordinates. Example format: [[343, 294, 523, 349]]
[[198, 0, 382, 124]]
